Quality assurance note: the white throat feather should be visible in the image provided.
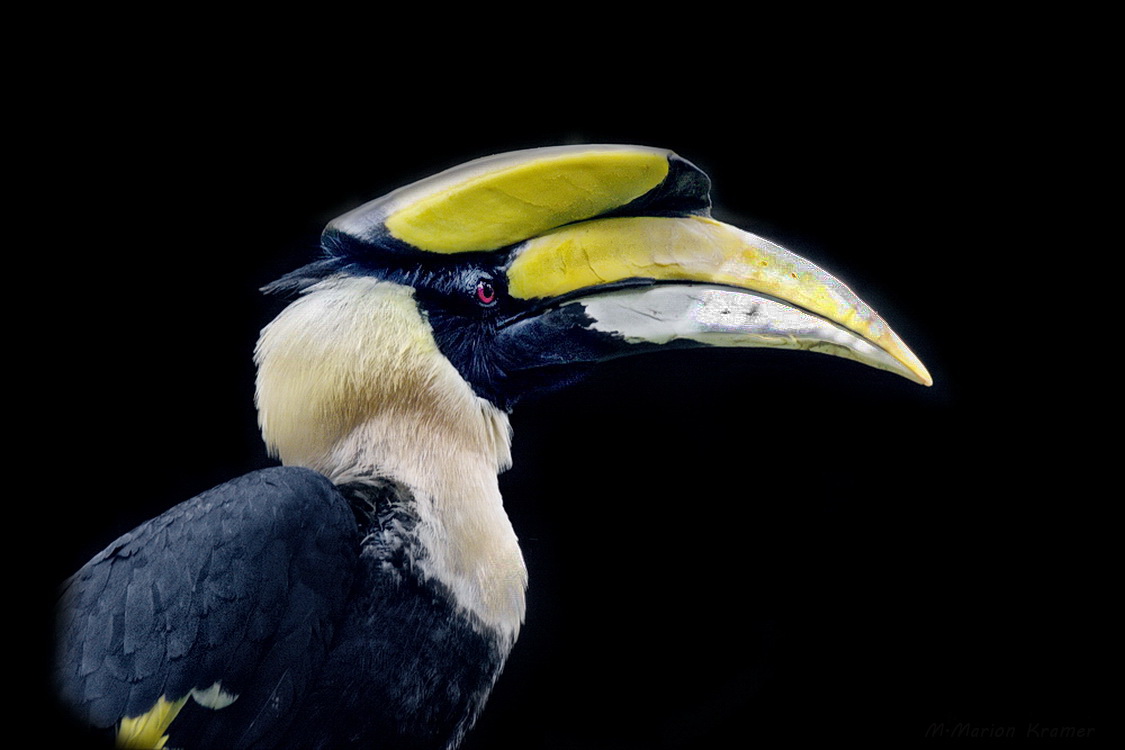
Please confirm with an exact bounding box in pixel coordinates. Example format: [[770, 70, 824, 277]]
[[254, 275, 526, 640]]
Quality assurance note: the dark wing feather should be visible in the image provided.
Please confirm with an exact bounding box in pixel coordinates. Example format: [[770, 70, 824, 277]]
[[55, 466, 358, 748]]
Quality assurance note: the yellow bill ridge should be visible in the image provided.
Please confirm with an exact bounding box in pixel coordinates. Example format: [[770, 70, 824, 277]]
[[503, 214, 932, 386], [322, 145, 710, 257]]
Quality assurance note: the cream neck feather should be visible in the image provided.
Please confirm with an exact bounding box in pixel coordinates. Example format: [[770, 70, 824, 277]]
[[254, 276, 526, 641]]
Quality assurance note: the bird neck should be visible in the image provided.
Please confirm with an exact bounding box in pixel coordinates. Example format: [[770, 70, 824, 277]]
[[254, 277, 526, 640], [331, 402, 527, 643]]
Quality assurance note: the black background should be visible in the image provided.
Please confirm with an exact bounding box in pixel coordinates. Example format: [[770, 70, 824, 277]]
[[29, 13, 1107, 748]]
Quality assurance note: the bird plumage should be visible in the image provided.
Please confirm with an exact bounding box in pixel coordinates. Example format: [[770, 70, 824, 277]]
[[53, 144, 931, 749], [58, 464, 518, 750], [56, 468, 357, 747]]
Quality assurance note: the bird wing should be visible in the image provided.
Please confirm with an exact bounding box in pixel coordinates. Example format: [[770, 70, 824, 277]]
[[54, 466, 359, 748]]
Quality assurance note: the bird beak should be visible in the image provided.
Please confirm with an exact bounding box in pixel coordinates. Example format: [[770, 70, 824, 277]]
[[497, 214, 932, 387]]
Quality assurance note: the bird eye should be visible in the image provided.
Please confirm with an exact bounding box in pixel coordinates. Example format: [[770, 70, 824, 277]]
[[475, 279, 497, 307]]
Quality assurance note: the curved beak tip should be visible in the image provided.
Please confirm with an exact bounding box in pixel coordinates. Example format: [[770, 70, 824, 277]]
[[882, 331, 934, 387], [903, 359, 935, 387]]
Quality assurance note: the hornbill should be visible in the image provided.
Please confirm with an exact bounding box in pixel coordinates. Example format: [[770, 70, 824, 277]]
[[54, 145, 932, 749]]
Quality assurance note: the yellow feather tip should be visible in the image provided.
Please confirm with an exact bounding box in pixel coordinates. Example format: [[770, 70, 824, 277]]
[[116, 696, 187, 749]]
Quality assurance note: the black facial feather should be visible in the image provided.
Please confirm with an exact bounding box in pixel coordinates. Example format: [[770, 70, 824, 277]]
[[262, 249, 534, 410]]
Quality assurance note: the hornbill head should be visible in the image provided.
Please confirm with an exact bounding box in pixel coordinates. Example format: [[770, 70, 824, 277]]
[[255, 144, 930, 485]]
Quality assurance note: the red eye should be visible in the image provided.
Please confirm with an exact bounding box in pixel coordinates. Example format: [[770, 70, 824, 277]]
[[475, 279, 497, 306]]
